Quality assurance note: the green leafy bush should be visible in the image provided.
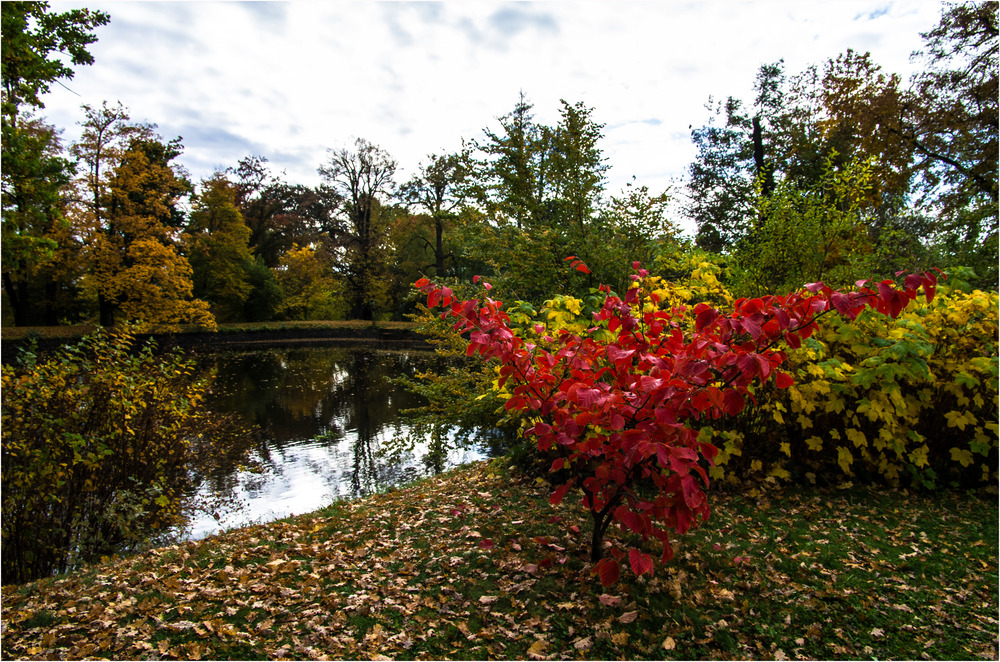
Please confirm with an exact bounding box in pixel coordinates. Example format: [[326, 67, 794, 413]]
[[1, 326, 254, 584]]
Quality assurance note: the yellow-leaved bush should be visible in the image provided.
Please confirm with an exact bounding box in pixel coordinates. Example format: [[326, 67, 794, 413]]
[[701, 287, 999, 488], [1, 327, 256, 584]]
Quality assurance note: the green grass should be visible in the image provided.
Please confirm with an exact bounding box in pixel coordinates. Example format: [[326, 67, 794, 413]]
[[1, 462, 996, 660]]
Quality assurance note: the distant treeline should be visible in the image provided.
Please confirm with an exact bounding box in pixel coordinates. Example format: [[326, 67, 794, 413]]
[[2, 2, 996, 331]]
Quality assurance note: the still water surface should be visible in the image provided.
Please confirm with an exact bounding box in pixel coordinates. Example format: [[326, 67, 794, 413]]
[[185, 345, 486, 539]]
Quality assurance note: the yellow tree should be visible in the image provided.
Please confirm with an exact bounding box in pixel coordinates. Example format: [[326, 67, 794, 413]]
[[88, 136, 214, 330], [275, 243, 343, 320]]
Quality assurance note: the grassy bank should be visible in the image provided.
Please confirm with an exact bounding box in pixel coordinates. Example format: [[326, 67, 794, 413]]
[[1, 320, 418, 342], [1, 461, 996, 660]]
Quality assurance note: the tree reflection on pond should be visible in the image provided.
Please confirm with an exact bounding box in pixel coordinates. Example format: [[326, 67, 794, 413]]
[[186, 345, 486, 539]]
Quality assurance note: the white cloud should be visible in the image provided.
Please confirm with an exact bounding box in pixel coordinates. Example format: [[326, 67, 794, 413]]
[[44, 0, 944, 213]]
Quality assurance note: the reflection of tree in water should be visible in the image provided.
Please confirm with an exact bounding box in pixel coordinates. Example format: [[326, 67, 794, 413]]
[[195, 346, 446, 498]]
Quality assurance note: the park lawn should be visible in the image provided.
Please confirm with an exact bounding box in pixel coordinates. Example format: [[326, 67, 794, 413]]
[[1, 460, 996, 660]]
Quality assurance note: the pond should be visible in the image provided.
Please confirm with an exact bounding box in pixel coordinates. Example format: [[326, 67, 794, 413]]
[[184, 345, 488, 539]]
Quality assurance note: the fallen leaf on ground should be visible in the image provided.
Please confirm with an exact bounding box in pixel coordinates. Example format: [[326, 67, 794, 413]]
[[527, 639, 548, 659]]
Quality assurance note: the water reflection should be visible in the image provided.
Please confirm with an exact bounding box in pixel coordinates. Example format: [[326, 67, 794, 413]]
[[186, 346, 485, 539]]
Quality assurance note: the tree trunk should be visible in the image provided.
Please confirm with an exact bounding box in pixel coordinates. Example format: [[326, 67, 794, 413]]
[[3, 271, 29, 326], [752, 116, 775, 198], [99, 292, 115, 327]]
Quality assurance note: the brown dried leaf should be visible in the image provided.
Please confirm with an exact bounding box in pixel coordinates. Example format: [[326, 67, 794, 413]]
[[599, 593, 622, 607]]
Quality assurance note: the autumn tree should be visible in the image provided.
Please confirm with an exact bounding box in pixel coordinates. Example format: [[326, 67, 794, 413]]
[[184, 173, 254, 321], [228, 156, 335, 268], [1, 1, 108, 325], [2, 326, 254, 583], [274, 243, 343, 320], [88, 136, 214, 330], [416, 263, 940, 583], [318, 138, 397, 320]]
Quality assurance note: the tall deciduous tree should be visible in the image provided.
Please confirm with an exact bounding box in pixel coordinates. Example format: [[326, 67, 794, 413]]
[[274, 243, 343, 320], [70, 101, 155, 234], [399, 149, 471, 277], [685, 62, 786, 253], [1, 2, 108, 116], [472, 91, 545, 230], [464, 96, 614, 303], [318, 138, 397, 320], [185, 173, 253, 321], [548, 100, 609, 229], [903, 0, 998, 287], [89, 136, 214, 330], [1, 1, 108, 325], [229, 156, 334, 268]]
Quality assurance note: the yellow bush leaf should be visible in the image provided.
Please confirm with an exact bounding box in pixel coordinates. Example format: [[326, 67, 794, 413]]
[[950, 447, 974, 467], [909, 444, 930, 468], [837, 446, 853, 473]]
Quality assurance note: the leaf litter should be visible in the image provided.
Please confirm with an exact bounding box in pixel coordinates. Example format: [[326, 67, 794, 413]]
[[1, 461, 996, 660]]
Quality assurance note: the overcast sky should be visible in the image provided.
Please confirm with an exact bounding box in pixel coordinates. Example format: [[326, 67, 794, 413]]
[[43, 1, 946, 222]]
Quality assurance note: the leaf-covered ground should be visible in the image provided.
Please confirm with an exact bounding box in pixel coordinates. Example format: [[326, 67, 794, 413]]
[[2, 461, 997, 660]]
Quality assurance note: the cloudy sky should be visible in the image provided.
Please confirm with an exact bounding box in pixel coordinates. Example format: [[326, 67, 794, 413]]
[[43, 1, 946, 222]]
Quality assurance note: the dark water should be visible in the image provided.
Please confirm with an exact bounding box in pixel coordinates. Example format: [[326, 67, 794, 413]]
[[185, 345, 486, 539]]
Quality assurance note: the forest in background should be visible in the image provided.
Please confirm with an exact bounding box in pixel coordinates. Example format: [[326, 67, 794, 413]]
[[3, 1, 996, 332]]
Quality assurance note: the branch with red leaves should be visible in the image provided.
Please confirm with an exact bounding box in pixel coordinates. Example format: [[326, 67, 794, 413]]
[[414, 262, 941, 586]]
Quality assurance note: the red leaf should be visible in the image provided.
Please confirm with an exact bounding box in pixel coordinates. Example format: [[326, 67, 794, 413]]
[[479, 539, 494, 550], [775, 371, 794, 389], [629, 549, 655, 577], [615, 505, 646, 534], [722, 389, 745, 416], [576, 262, 591, 274], [784, 331, 802, 349], [550, 482, 572, 506], [695, 306, 719, 332], [595, 558, 620, 587]]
